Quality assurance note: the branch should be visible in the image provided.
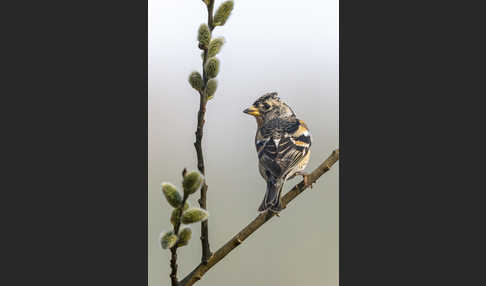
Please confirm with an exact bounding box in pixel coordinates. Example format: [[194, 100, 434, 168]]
[[194, 90, 211, 263], [168, 169, 191, 286], [169, 248, 178, 286], [179, 149, 340, 286], [193, 0, 215, 265]]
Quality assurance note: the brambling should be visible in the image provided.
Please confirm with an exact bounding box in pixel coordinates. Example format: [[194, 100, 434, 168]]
[[244, 92, 312, 213]]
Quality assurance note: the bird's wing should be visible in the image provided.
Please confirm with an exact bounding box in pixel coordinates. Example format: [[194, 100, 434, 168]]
[[256, 118, 311, 180]]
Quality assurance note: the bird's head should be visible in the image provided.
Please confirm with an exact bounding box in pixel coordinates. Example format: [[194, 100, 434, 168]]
[[243, 92, 294, 124]]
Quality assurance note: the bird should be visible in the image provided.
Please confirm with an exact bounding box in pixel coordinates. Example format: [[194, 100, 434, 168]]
[[243, 92, 312, 213]]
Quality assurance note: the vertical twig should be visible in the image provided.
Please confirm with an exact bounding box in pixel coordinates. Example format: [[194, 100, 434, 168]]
[[168, 170, 191, 286], [169, 248, 178, 286], [194, 0, 215, 264]]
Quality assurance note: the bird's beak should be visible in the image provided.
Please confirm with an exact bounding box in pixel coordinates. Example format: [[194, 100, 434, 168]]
[[243, 106, 260, 116]]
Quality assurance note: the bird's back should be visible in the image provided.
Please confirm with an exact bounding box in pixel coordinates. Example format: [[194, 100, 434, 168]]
[[256, 116, 311, 180]]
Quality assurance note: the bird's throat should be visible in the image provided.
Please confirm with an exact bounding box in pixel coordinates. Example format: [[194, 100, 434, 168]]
[[255, 116, 264, 128]]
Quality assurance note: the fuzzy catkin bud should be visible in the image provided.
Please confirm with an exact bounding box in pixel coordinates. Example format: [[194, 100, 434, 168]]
[[181, 208, 209, 224], [183, 202, 189, 211], [170, 209, 181, 226], [170, 203, 189, 226], [188, 71, 204, 91], [160, 231, 178, 249], [161, 183, 182, 208], [205, 58, 220, 79], [182, 171, 203, 195], [198, 24, 211, 48], [213, 1, 234, 26], [177, 226, 192, 246], [206, 79, 217, 99], [208, 37, 225, 58]]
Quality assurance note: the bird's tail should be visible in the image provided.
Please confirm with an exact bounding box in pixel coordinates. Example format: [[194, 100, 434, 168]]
[[258, 178, 284, 212]]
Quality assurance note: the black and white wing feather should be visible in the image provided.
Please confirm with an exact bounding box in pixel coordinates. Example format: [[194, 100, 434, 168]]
[[256, 117, 311, 181]]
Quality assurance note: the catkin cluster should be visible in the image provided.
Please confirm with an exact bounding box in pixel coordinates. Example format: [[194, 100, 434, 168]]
[[188, 0, 234, 100], [160, 171, 208, 249]]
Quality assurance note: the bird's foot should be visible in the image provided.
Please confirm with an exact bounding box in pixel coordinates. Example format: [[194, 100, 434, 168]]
[[295, 171, 313, 188], [268, 208, 281, 217]]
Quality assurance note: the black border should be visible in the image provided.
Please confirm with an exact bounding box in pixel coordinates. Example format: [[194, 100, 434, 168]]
[[7, 1, 149, 284], [340, 1, 484, 285]]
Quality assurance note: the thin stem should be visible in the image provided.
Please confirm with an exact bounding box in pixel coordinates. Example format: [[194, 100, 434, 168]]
[[169, 248, 178, 286], [179, 149, 340, 286], [207, 0, 215, 31], [193, 0, 215, 264], [169, 171, 191, 286]]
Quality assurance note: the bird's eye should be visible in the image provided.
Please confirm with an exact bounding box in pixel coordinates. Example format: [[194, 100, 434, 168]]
[[262, 102, 271, 110]]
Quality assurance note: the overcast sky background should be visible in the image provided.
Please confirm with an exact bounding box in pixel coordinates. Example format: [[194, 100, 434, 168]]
[[149, 0, 338, 285]]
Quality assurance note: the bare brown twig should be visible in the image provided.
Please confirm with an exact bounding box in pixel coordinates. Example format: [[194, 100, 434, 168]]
[[194, 0, 215, 265], [179, 149, 340, 286], [169, 248, 178, 285]]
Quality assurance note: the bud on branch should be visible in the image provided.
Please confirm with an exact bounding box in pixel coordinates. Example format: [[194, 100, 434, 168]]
[[183, 171, 204, 195], [198, 24, 211, 48], [177, 226, 192, 247], [160, 231, 178, 249], [161, 183, 183, 208], [206, 79, 217, 99], [213, 1, 234, 26], [208, 37, 225, 58], [205, 58, 220, 79], [181, 208, 209, 224], [188, 71, 204, 91]]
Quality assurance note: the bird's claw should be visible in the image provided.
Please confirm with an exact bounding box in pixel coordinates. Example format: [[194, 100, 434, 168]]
[[268, 208, 281, 217], [295, 172, 313, 188]]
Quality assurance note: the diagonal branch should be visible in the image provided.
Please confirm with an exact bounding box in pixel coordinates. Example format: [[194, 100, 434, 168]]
[[179, 149, 340, 286]]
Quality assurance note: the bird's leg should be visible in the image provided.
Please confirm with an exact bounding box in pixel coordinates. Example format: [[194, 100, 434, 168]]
[[294, 171, 313, 188]]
